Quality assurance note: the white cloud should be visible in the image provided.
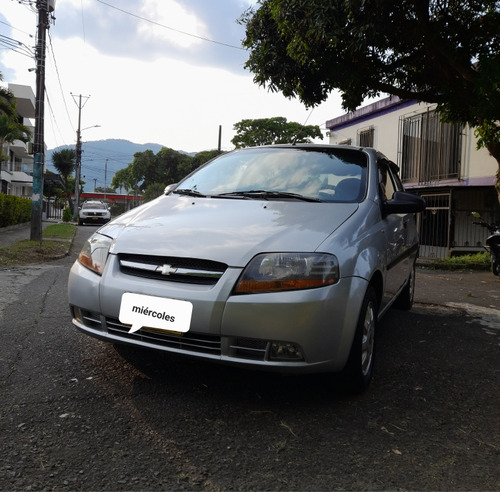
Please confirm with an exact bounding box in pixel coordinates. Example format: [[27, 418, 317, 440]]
[[138, 0, 208, 49]]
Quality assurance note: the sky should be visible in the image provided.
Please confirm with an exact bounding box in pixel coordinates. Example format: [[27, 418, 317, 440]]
[[0, 0, 346, 156]]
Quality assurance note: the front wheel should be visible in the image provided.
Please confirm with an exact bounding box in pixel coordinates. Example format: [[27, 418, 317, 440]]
[[342, 286, 378, 392]]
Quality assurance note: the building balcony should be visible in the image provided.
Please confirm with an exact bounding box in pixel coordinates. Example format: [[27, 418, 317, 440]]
[[11, 171, 33, 184], [1, 169, 13, 183]]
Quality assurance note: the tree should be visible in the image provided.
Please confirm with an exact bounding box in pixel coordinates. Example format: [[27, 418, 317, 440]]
[[191, 149, 223, 170], [0, 72, 32, 164], [111, 166, 135, 194], [51, 148, 76, 198], [143, 182, 166, 203], [0, 71, 17, 117], [231, 116, 323, 148], [124, 148, 193, 191], [0, 114, 32, 161], [95, 186, 115, 193], [241, 1, 500, 200]]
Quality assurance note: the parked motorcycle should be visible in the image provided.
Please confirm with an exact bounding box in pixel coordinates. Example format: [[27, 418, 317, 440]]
[[472, 212, 500, 276]]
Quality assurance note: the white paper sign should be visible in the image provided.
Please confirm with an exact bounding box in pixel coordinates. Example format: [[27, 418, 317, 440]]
[[119, 292, 193, 334]]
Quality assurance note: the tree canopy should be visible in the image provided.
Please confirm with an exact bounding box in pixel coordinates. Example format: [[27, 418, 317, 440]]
[[111, 147, 218, 200], [241, 1, 500, 196], [231, 116, 323, 148], [51, 148, 76, 196]]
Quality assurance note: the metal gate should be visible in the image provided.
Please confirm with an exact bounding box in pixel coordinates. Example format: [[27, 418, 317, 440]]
[[419, 192, 451, 259]]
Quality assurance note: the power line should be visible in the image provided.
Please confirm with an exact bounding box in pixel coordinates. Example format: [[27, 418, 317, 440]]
[[95, 0, 245, 51], [0, 34, 34, 58], [47, 31, 74, 131]]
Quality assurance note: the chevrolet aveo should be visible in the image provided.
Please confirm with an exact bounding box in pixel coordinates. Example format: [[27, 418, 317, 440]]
[[68, 145, 425, 391]]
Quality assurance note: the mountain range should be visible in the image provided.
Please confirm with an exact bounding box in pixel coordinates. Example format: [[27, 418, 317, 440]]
[[46, 139, 193, 192]]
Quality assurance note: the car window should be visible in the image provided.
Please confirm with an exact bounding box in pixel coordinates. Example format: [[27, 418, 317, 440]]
[[378, 160, 401, 201], [83, 203, 106, 209], [178, 148, 368, 202]]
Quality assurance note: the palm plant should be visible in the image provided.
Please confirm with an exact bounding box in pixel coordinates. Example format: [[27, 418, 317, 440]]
[[0, 72, 32, 164], [51, 148, 76, 196]]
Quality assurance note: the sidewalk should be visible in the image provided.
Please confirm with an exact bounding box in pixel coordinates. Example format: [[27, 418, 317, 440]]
[[0, 221, 56, 249]]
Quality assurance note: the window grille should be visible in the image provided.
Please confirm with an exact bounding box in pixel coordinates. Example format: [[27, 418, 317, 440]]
[[357, 127, 374, 147], [398, 110, 461, 184]]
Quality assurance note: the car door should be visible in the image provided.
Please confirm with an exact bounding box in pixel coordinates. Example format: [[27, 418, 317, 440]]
[[378, 158, 411, 311]]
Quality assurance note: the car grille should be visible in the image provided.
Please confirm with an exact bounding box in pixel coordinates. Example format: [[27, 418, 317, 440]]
[[118, 253, 227, 285], [75, 311, 274, 362], [230, 338, 268, 360], [83, 212, 106, 217], [106, 317, 222, 355]]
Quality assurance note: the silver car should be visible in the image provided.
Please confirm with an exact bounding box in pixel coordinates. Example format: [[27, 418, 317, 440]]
[[68, 145, 425, 391]]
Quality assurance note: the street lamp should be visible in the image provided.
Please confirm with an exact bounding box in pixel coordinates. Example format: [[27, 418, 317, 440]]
[[73, 123, 100, 216]]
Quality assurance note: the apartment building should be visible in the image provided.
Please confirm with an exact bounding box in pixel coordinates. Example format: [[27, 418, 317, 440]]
[[326, 96, 500, 259], [0, 84, 36, 197]]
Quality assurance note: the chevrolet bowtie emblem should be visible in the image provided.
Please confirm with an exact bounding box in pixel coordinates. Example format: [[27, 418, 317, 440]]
[[156, 264, 178, 275]]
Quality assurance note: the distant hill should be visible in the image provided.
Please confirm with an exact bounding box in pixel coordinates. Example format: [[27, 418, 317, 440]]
[[46, 139, 194, 192]]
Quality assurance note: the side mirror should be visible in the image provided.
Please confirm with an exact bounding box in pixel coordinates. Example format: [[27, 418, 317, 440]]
[[164, 183, 177, 195], [382, 191, 426, 215]]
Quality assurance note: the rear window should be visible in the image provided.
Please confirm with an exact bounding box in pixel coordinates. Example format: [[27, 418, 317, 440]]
[[83, 202, 107, 209]]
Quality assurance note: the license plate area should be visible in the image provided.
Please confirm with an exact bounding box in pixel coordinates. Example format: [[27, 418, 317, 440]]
[[119, 292, 193, 334]]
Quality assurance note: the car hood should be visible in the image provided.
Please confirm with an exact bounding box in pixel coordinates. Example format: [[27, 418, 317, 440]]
[[100, 195, 358, 266]]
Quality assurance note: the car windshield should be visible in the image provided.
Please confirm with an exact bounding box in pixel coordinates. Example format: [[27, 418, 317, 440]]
[[83, 203, 106, 209], [176, 147, 368, 203]]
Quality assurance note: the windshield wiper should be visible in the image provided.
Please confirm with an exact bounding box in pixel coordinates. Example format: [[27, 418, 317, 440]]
[[215, 190, 320, 202], [172, 188, 206, 198]]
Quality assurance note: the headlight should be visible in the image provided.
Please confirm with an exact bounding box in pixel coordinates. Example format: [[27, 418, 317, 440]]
[[78, 234, 113, 275], [235, 253, 339, 294]]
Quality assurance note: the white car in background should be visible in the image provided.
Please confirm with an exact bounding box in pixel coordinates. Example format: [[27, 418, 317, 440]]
[[78, 201, 111, 226]]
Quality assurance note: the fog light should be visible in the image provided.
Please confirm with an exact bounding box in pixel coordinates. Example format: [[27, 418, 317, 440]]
[[73, 306, 83, 323], [269, 342, 304, 361]]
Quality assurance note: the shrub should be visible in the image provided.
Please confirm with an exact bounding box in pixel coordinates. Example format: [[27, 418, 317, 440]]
[[0, 194, 31, 227], [430, 252, 491, 271], [62, 207, 73, 222]]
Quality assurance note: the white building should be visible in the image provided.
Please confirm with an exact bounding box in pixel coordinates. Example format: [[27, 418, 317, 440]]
[[0, 84, 36, 197], [326, 96, 500, 259]]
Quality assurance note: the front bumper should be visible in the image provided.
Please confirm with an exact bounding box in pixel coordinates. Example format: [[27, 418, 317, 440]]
[[79, 215, 110, 224], [68, 255, 368, 374]]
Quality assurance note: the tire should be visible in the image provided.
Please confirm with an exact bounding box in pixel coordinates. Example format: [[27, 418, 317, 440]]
[[342, 286, 378, 392], [492, 258, 500, 276], [393, 262, 416, 310], [78, 219, 84, 226]]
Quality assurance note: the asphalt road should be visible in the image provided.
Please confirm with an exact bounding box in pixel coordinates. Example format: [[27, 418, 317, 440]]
[[0, 225, 499, 491]]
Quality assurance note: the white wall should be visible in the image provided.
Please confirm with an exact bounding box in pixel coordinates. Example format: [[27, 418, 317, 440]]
[[327, 100, 498, 181]]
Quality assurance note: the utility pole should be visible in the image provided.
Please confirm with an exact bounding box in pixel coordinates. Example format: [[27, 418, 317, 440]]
[[31, 0, 54, 242], [104, 158, 108, 202], [72, 94, 90, 216], [73, 94, 83, 217]]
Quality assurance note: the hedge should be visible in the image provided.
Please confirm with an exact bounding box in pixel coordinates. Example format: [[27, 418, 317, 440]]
[[0, 194, 32, 228]]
